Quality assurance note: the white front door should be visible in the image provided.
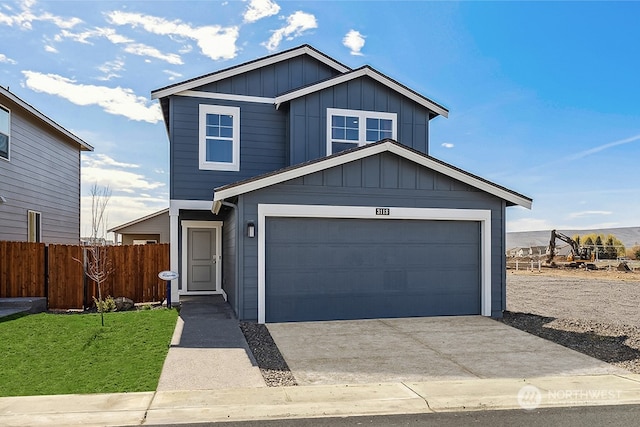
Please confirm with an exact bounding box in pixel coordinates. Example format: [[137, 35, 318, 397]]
[[181, 221, 222, 294]]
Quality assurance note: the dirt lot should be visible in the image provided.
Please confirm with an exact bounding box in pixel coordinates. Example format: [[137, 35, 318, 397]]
[[504, 267, 640, 373]]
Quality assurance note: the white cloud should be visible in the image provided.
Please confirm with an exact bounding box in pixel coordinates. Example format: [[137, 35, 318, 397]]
[[343, 29, 365, 56], [506, 217, 554, 233], [441, 142, 455, 149], [163, 70, 183, 81], [83, 153, 139, 169], [106, 11, 239, 60], [22, 70, 162, 123], [0, 0, 81, 30], [568, 210, 613, 219], [57, 27, 133, 45], [123, 43, 183, 65], [97, 58, 125, 81], [263, 11, 317, 51], [244, 0, 280, 23], [43, 44, 57, 53], [0, 53, 16, 64], [569, 133, 640, 161]]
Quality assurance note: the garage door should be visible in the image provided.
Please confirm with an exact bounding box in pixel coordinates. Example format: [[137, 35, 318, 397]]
[[265, 217, 480, 322]]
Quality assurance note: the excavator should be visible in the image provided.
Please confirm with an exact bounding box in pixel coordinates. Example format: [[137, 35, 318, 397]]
[[546, 229, 595, 267]]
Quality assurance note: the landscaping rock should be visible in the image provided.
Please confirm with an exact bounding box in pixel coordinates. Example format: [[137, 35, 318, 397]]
[[114, 297, 134, 311]]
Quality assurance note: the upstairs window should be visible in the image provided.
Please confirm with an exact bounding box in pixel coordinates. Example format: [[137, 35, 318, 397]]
[[0, 105, 9, 160], [199, 105, 240, 171], [327, 108, 396, 155]]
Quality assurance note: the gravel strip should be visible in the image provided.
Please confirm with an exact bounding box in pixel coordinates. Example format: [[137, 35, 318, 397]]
[[239, 321, 297, 387], [500, 311, 640, 374]]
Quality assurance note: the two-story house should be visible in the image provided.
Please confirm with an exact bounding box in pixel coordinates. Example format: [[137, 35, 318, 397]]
[[151, 45, 532, 323], [0, 86, 93, 244]]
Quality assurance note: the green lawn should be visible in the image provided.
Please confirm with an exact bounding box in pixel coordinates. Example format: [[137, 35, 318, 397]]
[[0, 309, 178, 397]]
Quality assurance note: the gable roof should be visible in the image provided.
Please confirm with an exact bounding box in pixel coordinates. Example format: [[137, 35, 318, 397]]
[[151, 44, 351, 100], [212, 139, 532, 213], [275, 65, 449, 118], [0, 86, 93, 152], [107, 208, 169, 233]]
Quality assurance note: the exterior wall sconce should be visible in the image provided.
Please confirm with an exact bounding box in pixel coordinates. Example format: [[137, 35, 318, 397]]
[[247, 221, 255, 238]]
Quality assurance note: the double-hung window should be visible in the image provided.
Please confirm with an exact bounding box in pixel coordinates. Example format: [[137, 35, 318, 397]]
[[327, 108, 396, 155], [199, 105, 240, 171], [0, 105, 9, 160]]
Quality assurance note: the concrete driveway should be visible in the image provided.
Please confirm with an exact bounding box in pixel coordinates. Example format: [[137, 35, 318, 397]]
[[267, 316, 627, 385]]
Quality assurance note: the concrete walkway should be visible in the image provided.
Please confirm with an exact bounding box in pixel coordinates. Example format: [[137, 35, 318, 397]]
[[156, 295, 265, 390], [2, 374, 640, 426]]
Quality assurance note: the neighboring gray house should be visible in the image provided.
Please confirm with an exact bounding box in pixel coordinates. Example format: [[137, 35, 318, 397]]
[[151, 45, 532, 323], [0, 86, 93, 244], [108, 208, 170, 245]]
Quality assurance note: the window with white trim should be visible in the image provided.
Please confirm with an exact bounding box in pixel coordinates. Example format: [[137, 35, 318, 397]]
[[0, 105, 9, 160], [199, 105, 240, 171], [326, 108, 397, 155], [28, 210, 41, 243]]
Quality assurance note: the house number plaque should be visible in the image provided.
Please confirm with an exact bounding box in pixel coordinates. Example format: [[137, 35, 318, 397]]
[[376, 208, 390, 216]]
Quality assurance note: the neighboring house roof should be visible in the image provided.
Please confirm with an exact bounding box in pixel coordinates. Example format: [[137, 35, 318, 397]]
[[212, 139, 532, 214], [0, 86, 94, 152], [150, 44, 351, 100], [107, 208, 169, 233], [274, 65, 449, 118]]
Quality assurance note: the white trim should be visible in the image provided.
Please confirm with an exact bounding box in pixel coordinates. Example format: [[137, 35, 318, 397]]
[[257, 204, 492, 324], [169, 210, 179, 304], [199, 104, 240, 171], [213, 141, 532, 209], [275, 67, 449, 118], [326, 108, 397, 155], [27, 210, 42, 243], [178, 90, 275, 104], [151, 45, 351, 99], [0, 87, 93, 151], [169, 199, 213, 216], [180, 220, 223, 295]]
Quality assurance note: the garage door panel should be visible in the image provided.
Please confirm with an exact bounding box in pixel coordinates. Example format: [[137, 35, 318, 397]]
[[266, 217, 480, 322]]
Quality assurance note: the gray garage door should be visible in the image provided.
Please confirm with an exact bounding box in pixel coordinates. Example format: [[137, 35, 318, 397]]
[[265, 217, 480, 322]]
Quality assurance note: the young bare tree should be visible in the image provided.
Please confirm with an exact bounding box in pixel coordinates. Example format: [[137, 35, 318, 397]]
[[80, 183, 113, 326]]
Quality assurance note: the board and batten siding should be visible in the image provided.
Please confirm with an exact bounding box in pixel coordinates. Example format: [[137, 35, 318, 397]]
[[235, 152, 506, 321], [197, 55, 342, 98], [0, 103, 81, 243], [288, 77, 431, 165], [169, 96, 287, 200]]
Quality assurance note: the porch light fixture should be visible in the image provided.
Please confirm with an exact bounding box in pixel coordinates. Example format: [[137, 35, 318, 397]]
[[247, 221, 255, 238]]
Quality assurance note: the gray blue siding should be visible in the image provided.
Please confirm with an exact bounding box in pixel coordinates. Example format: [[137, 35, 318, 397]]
[[222, 205, 238, 314], [288, 77, 430, 165], [236, 152, 506, 321], [0, 100, 82, 243]]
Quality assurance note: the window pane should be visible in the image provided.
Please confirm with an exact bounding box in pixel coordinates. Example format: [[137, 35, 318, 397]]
[[332, 128, 345, 140], [206, 138, 233, 163], [206, 114, 219, 126], [346, 117, 359, 129], [380, 130, 393, 140], [219, 114, 233, 127], [0, 133, 7, 159], [332, 115, 345, 127], [366, 118, 378, 130], [332, 141, 358, 154], [366, 130, 379, 142], [380, 119, 392, 131], [206, 126, 219, 137], [346, 129, 359, 140], [0, 107, 8, 134], [219, 126, 233, 138]]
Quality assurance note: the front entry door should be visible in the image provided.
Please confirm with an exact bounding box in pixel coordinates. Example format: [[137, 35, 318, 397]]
[[187, 227, 218, 292]]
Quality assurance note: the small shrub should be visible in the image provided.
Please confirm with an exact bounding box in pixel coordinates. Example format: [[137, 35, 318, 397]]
[[93, 295, 116, 313]]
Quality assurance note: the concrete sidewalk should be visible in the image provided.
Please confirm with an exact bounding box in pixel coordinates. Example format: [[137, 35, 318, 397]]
[[156, 295, 265, 391], [2, 374, 640, 426]]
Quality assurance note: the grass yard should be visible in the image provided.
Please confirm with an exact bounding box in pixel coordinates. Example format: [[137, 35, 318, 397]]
[[0, 309, 178, 397]]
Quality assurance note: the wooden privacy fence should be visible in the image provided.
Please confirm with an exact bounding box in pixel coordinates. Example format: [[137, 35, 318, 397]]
[[0, 242, 169, 310]]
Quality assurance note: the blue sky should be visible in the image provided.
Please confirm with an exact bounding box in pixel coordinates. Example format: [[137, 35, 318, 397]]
[[1, 0, 639, 236]]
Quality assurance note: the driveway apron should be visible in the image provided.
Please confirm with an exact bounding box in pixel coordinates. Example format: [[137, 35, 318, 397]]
[[267, 316, 628, 385], [157, 295, 265, 390]]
